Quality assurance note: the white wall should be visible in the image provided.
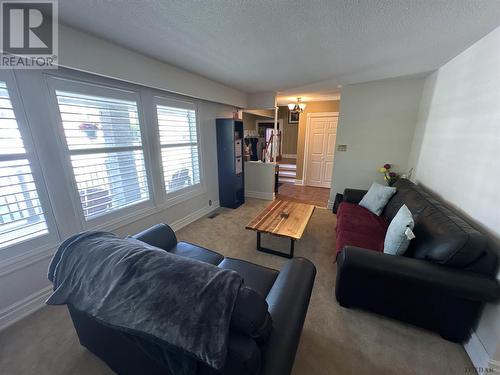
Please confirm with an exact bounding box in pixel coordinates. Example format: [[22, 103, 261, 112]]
[[244, 109, 274, 118], [244, 162, 276, 200], [408, 26, 500, 370], [246, 91, 276, 109], [59, 24, 247, 108], [329, 76, 425, 204]]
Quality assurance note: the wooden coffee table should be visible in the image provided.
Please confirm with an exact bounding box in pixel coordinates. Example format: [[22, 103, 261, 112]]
[[246, 200, 315, 258]]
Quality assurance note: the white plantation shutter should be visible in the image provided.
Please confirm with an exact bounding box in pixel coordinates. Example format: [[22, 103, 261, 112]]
[[156, 103, 201, 194], [0, 81, 48, 248], [55, 89, 149, 219]]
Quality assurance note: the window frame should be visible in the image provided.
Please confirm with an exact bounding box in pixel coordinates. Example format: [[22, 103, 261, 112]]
[[0, 70, 59, 260], [45, 75, 156, 230], [153, 95, 206, 208]]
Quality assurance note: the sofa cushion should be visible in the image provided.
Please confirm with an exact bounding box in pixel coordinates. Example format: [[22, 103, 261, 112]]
[[359, 182, 396, 216], [200, 333, 261, 375], [336, 229, 385, 254], [337, 202, 388, 236], [170, 241, 224, 265], [409, 204, 488, 269], [231, 286, 273, 344], [336, 202, 388, 254], [219, 260, 276, 346], [218, 258, 279, 297]]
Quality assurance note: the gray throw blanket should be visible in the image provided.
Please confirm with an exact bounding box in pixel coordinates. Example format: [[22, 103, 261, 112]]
[[47, 231, 243, 374]]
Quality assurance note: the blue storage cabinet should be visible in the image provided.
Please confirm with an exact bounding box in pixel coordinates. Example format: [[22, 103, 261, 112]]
[[216, 119, 245, 208]]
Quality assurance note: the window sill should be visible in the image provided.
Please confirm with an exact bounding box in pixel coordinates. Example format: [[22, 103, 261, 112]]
[[0, 242, 56, 277], [160, 183, 207, 210], [0, 205, 159, 277], [90, 183, 206, 233], [89, 204, 158, 233], [0, 185, 209, 277]]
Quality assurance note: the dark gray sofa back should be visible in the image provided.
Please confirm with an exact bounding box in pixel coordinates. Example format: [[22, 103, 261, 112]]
[[132, 223, 178, 251], [383, 179, 498, 277]]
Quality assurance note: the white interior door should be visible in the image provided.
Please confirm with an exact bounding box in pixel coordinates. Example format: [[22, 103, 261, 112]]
[[305, 114, 338, 188]]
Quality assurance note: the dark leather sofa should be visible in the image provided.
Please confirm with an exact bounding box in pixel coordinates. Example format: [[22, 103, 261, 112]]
[[67, 223, 316, 375], [335, 179, 500, 342]]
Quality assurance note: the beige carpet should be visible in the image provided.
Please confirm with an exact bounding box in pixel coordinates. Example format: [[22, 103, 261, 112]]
[[0, 198, 472, 374]]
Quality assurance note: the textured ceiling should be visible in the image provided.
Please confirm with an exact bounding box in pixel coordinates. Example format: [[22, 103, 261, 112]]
[[59, 0, 500, 95]]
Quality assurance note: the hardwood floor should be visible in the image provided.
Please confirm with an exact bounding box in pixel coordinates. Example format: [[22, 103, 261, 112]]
[[278, 158, 297, 164], [277, 183, 330, 208]]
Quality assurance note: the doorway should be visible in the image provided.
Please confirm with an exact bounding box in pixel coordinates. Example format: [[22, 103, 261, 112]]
[[256, 119, 283, 161], [303, 112, 338, 188]]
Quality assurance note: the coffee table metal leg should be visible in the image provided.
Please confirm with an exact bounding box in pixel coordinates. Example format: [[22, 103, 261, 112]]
[[256, 231, 294, 259]]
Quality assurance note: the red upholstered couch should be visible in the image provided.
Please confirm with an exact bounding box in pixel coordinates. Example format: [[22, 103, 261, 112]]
[[335, 201, 388, 255]]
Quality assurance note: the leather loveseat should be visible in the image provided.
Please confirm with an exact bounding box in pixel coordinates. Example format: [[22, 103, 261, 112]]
[[67, 223, 316, 375], [335, 179, 500, 342]]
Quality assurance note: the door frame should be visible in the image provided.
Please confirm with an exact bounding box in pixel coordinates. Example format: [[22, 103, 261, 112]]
[[303, 112, 339, 188]]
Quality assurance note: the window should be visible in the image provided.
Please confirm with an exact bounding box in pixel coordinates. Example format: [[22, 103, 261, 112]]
[[156, 100, 201, 194], [0, 81, 48, 248], [54, 86, 149, 220]]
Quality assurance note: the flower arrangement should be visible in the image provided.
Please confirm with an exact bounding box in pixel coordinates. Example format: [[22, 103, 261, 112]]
[[378, 163, 399, 186]]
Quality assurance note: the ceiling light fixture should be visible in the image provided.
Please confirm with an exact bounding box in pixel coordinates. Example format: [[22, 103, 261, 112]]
[[287, 97, 306, 112]]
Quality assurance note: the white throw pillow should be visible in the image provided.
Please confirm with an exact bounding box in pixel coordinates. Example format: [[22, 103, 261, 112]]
[[358, 182, 397, 216], [384, 204, 415, 256]]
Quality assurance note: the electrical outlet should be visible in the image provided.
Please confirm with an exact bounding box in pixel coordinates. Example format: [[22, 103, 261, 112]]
[[337, 144, 347, 152]]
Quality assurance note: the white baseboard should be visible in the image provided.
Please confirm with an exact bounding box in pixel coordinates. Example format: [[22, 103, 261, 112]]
[[0, 286, 52, 331], [245, 190, 275, 200], [295, 179, 304, 185], [170, 200, 219, 232], [282, 154, 297, 159], [327, 199, 334, 210], [464, 332, 496, 373]]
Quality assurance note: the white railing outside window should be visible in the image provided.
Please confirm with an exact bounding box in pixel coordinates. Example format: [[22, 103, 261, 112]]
[[54, 88, 149, 220]]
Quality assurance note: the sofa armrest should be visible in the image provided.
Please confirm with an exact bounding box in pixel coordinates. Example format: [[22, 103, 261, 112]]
[[336, 246, 500, 303], [131, 223, 178, 251], [261, 257, 316, 375], [343, 189, 368, 204]]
